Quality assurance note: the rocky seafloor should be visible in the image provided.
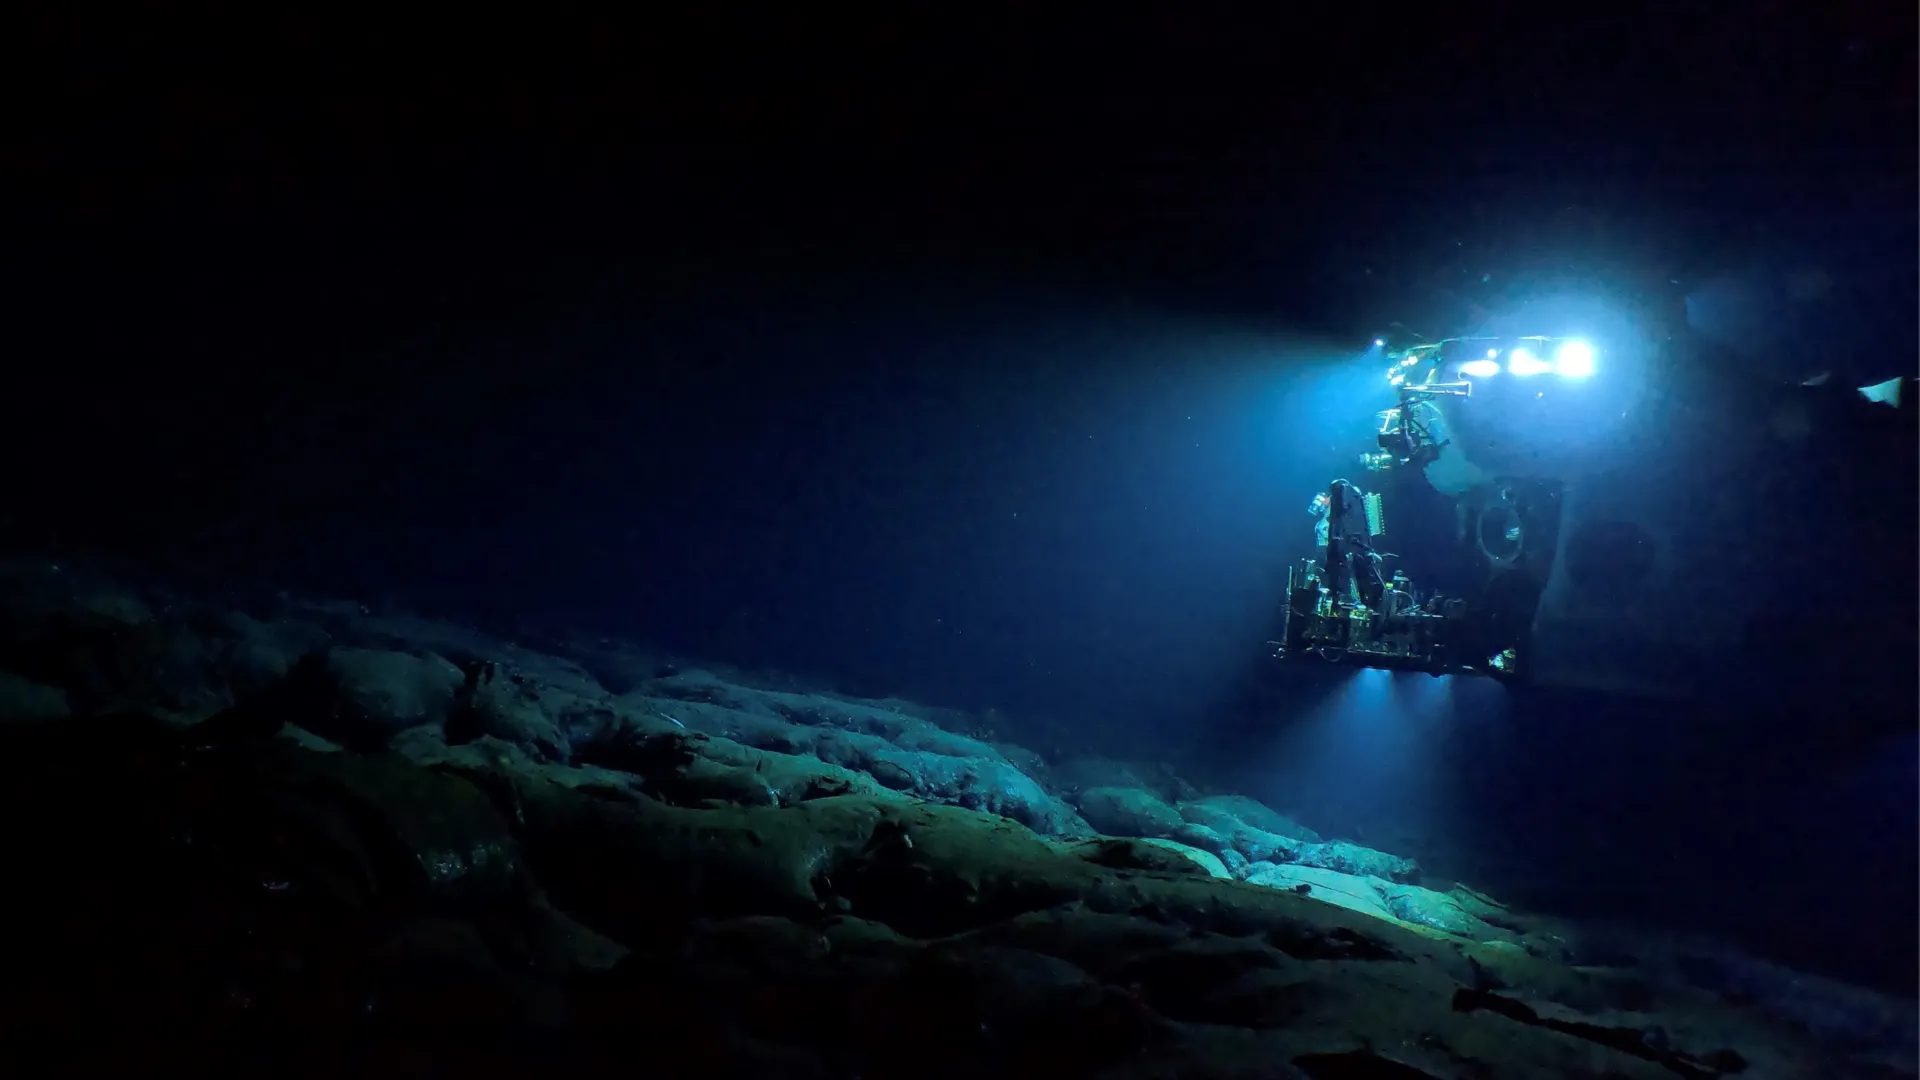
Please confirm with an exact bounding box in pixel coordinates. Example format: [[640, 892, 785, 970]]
[[0, 560, 1912, 1078]]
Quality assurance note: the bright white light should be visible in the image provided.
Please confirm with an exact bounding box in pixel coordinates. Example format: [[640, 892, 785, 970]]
[[1460, 359, 1501, 377], [1554, 340, 1595, 377], [1507, 348, 1549, 376], [1374, 339, 1386, 347], [1486, 348, 1499, 358]]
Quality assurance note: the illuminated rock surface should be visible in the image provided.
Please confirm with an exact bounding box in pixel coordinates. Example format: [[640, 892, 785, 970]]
[[0, 561, 1911, 1077]]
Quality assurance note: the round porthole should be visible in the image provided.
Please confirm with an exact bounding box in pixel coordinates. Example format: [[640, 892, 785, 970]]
[[1477, 504, 1525, 567], [1565, 520, 1657, 591]]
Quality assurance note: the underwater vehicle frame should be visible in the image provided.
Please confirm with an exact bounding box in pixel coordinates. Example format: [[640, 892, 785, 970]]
[[1274, 475, 1564, 682], [1274, 334, 1579, 682], [1273, 294, 1915, 705]]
